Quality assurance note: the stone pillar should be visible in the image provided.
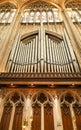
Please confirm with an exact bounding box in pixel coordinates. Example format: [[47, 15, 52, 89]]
[[0, 9, 22, 72], [53, 95, 63, 130], [70, 105, 77, 130], [61, 9, 81, 68], [22, 96, 33, 130], [0, 95, 4, 122]]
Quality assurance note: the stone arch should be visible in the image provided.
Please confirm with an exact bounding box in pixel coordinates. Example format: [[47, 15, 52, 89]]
[[65, 0, 81, 8], [60, 90, 80, 104], [0, 2, 17, 9], [20, 0, 61, 11], [3, 90, 25, 104], [32, 90, 54, 130], [31, 89, 54, 103]]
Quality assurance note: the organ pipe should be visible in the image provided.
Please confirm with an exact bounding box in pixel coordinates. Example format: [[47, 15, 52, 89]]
[[6, 34, 19, 72], [6, 28, 80, 73], [10, 34, 21, 72]]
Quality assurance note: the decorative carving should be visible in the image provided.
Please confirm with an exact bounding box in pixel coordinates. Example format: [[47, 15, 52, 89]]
[[61, 103, 70, 115], [15, 102, 23, 114], [33, 102, 41, 115], [66, 1, 81, 9], [65, 93, 74, 103], [0, 3, 16, 10], [26, 1, 56, 10], [4, 102, 12, 114], [44, 103, 52, 115], [38, 93, 47, 103], [73, 103, 81, 115], [11, 92, 20, 103]]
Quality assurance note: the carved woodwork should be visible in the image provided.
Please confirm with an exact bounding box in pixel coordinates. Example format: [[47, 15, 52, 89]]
[[0, 102, 12, 130], [61, 103, 73, 130]]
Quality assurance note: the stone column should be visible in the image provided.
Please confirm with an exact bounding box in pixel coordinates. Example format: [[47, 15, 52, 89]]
[[22, 96, 33, 130], [61, 9, 81, 68], [0, 9, 22, 72], [0, 95, 4, 122], [53, 95, 63, 130]]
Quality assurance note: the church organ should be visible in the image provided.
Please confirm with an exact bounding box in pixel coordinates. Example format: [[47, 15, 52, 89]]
[[0, 1, 81, 130], [6, 28, 80, 73]]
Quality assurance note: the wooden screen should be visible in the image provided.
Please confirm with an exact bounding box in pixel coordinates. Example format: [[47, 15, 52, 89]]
[[12, 103, 23, 130], [73, 103, 81, 130], [61, 103, 73, 130], [32, 103, 41, 130], [0, 102, 12, 130], [44, 103, 54, 130]]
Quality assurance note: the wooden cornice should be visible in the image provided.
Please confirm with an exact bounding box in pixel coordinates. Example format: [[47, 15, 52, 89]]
[[0, 73, 81, 85]]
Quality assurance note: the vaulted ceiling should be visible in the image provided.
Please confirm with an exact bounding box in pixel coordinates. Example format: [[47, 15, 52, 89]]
[[0, 0, 81, 9]]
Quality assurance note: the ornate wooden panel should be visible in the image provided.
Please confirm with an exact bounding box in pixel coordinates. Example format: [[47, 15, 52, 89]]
[[0, 102, 12, 130], [61, 103, 73, 130], [44, 103, 54, 130], [73, 103, 81, 130], [12, 102, 23, 130], [32, 103, 41, 130]]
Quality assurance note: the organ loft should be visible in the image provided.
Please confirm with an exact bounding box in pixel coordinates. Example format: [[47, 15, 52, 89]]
[[0, 0, 81, 130]]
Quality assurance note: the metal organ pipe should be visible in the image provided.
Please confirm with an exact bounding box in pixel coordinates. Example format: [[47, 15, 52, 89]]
[[6, 34, 19, 72], [26, 44, 28, 72], [32, 39, 35, 73], [27, 42, 30, 72], [23, 44, 25, 72], [48, 38, 51, 72], [43, 29, 46, 73], [28, 42, 31, 72], [24, 44, 26, 72], [29, 40, 32, 72], [62, 42, 68, 73], [63, 31, 75, 73], [11, 34, 21, 73], [46, 35, 50, 72], [52, 40, 55, 72], [54, 41, 57, 72], [58, 43, 62, 72], [61, 41, 65, 72], [52, 40, 56, 72], [64, 29, 80, 72], [49, 38, 52, 72], [63, 33, 72, 72], [40, 27, 45, 73], [44, 35, 47, 72], [6, 28, 80, 74], [34, 35, 38, 72], [20, 42, 23, 72], [25, 44, 27, 72], [31, 39, 34, 72], [17, 41, 22, 73], [50, 39, 53, 72], [37, 34, 40, 73]]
